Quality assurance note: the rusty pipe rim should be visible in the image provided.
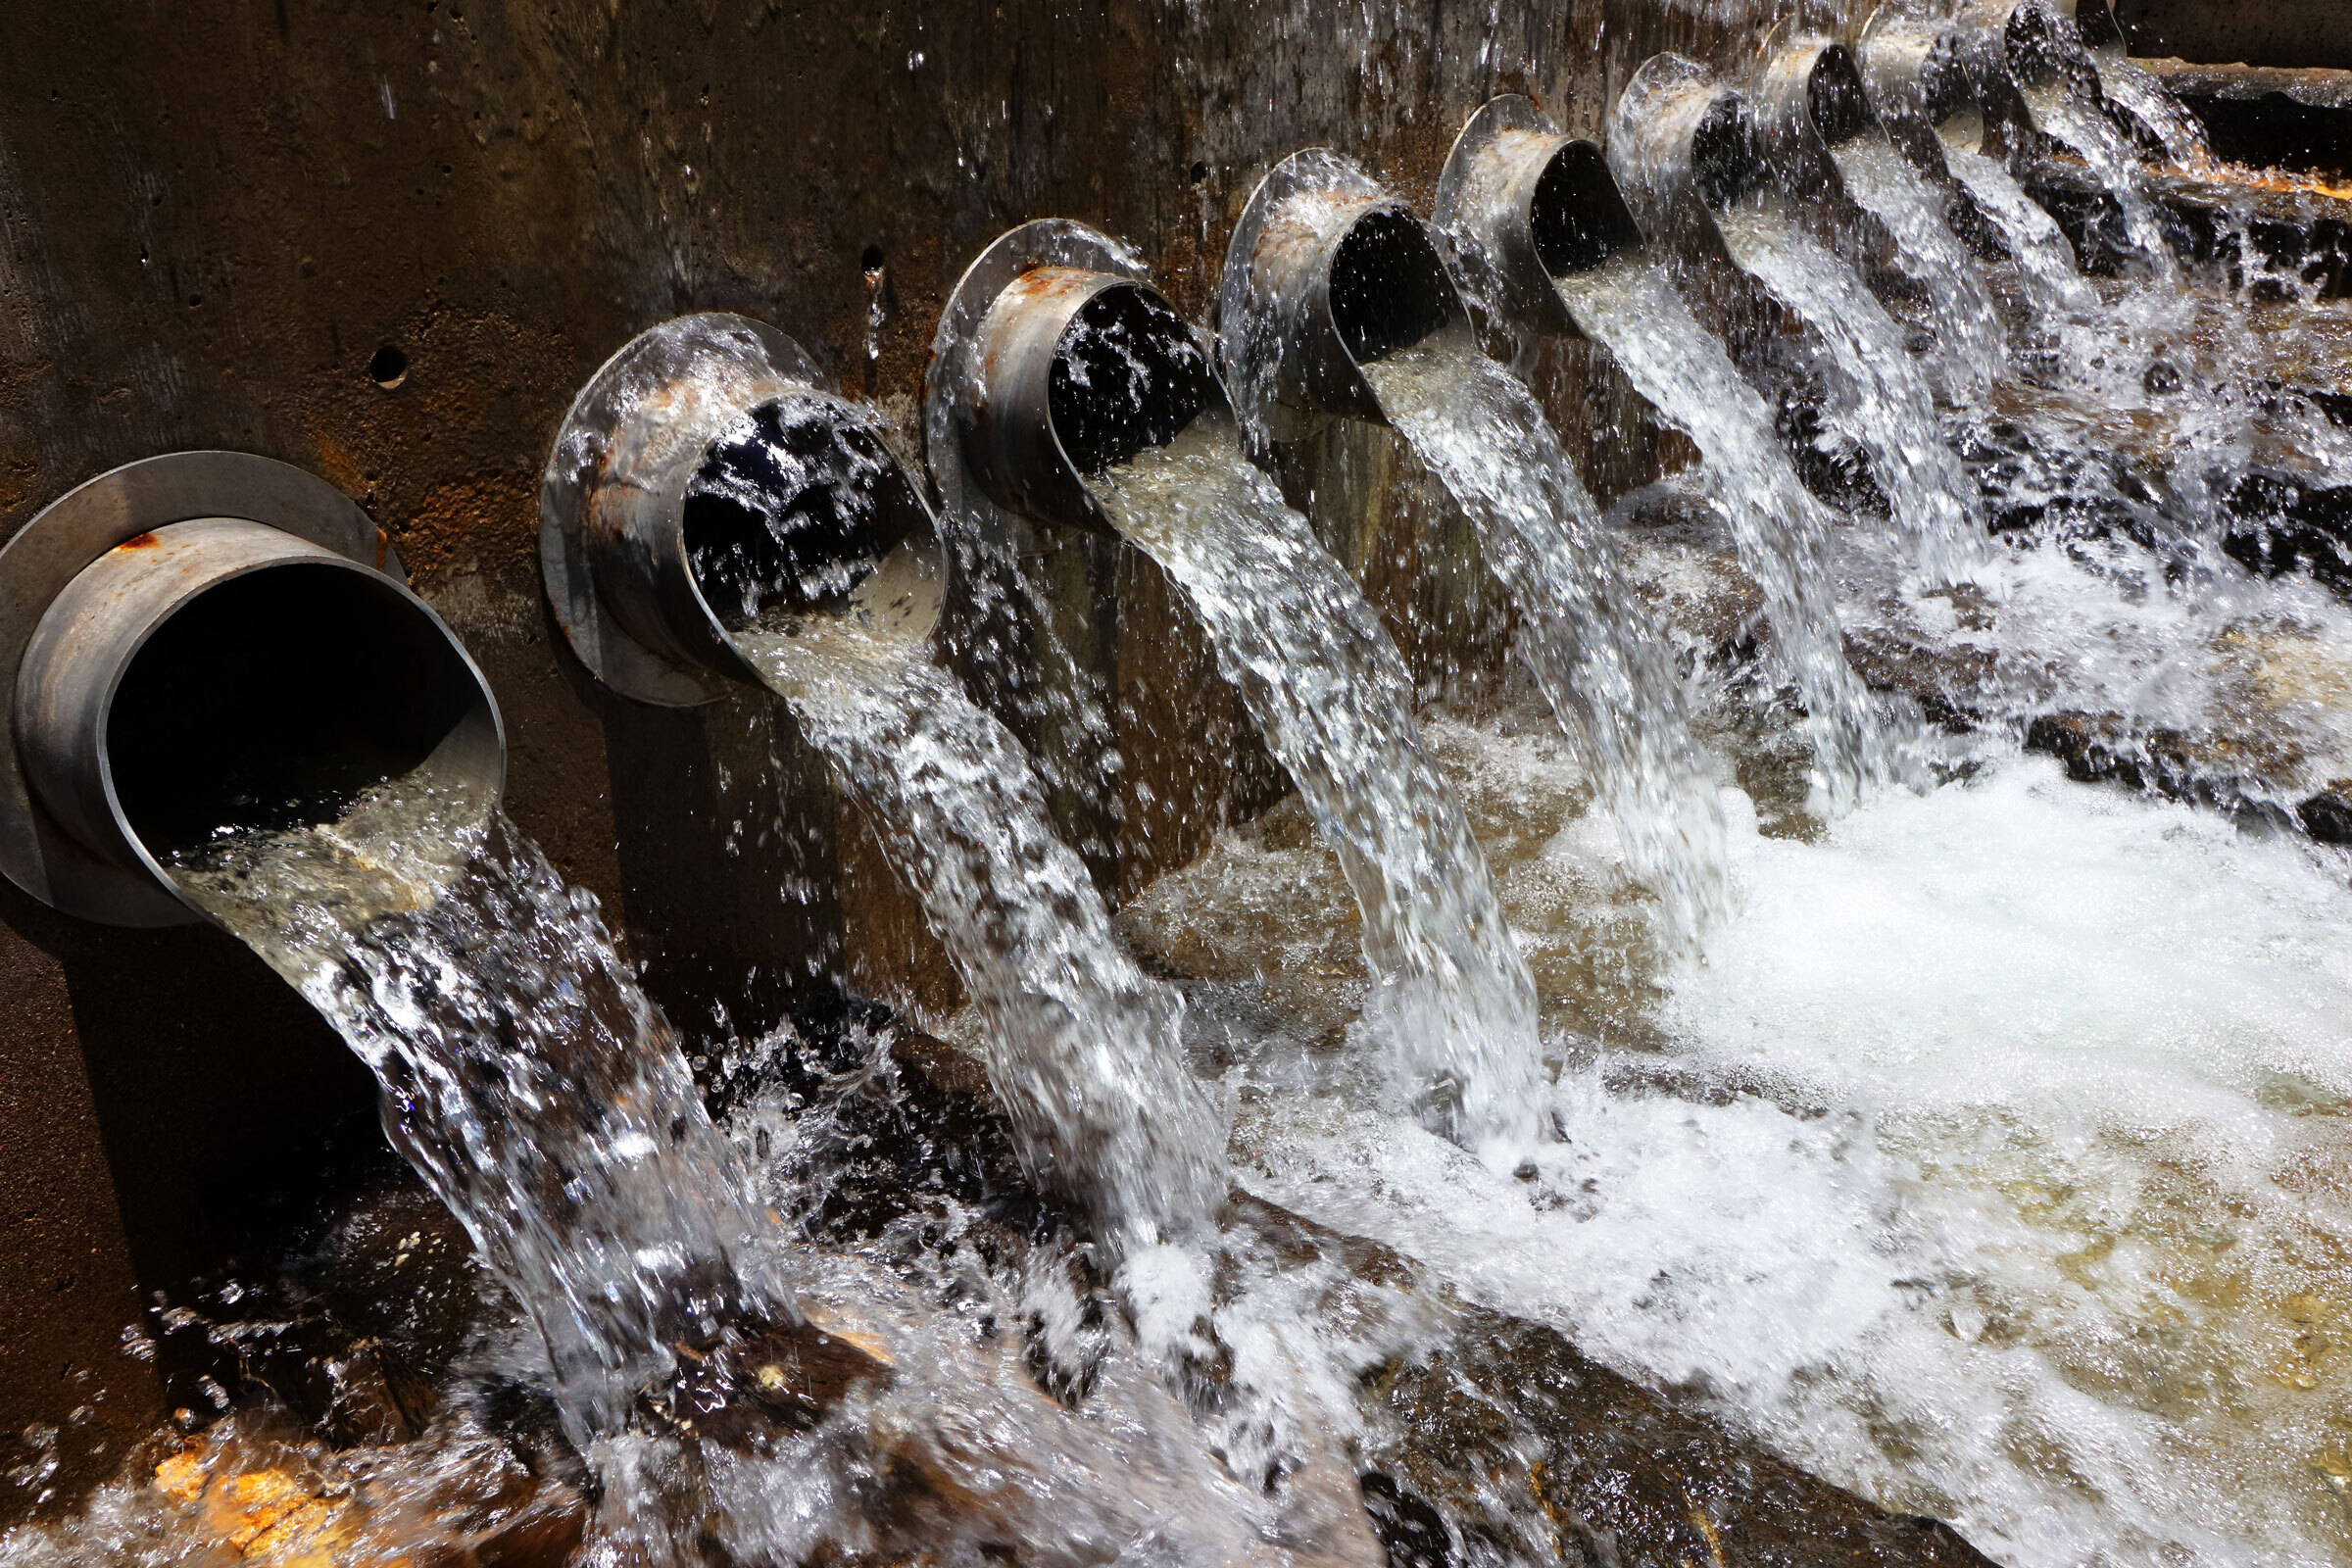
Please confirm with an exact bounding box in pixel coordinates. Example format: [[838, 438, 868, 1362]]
[[541, 312, 942, 708], [0, 452, 504, 927], [1435, 93, 1649, 340], [1218, 147, 1473, 442], [1607, 54, 1770, 225], [929, 220, 1224, 535]]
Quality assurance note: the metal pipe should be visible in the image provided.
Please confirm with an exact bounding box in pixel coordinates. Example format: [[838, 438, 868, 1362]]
[[1754, 38, 1884, 180], [1857, 5, 1998, 167], [952, 261, 1218, 536], [1216, 149, 1476, 446], [540, 312, 942, 708], [1605, 54, 1772, 239], [1432, 95, 1647, 340], [0, 452, 503, 927]]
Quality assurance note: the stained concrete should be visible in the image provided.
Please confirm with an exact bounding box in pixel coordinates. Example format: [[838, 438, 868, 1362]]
[[2119, 0, 2352, 73], [0, 0, 1861, 1510]]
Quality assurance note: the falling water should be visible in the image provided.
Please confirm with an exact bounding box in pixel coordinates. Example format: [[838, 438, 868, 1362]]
[[2092, 53, 2213, 170], [1710, 195, 1986, 586], [1825, 133, 2007, 393], [1088, 412, 1545, 1155], [1358, 338, 1730, 939], [688, 395, 1228, 1255], [170, 788, 793, 1444], [1553, 263, 1887, 803], [1940, 144, 2101, 320], [2016, 52, 2175, 271]]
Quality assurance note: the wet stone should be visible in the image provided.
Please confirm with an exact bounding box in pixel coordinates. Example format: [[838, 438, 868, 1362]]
[[2224, 468, 2352, 595], [1357, 1302, 1995, 1568], [2300, 783, 2352, 843], [2024, 709, 2307, 830]]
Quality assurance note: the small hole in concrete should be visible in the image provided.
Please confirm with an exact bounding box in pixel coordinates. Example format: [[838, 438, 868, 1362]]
[[860, 244, 885, 275], [1189, 161, 1209, 184], [369, 344, 409, 389]]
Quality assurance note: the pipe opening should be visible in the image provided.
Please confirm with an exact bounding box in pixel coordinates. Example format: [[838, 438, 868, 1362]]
[[1807, 45, 1877, 145], [1922, 45, 1983, 141], [1691, 95, 1767, 213], [1529, 140, 1646, 276], [683, 400, 927, 631], [1330, 207, 1456, 365], [1047, 283, 1216, 475], [108, 563, 483, 857]]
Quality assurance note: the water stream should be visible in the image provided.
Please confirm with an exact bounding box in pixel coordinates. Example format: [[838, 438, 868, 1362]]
[[1554, 261, 1889, 804], [1711, 193, 1988, 586], [1360, 337, 1730, 941], [169, 793, 794, 1445], [1088, 411, 1546, 1156], [1828, 132, 2008, 393], [732, 629, 1229, 1255], [688, 393, 1228, 1256], [1941, 144, 2101, 321]]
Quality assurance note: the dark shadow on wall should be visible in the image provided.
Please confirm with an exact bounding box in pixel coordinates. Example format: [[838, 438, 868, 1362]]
[[2119, 0, 2352, 72], [574, 657, 849, 1054]]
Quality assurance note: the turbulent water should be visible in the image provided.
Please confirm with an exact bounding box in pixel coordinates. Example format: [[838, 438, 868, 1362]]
[[1090, 413, 1545, 1155], [1361, 338, 1730, 941], [1828, 133, 2007, 393], [1555, 262, 1887, 804], [1711, 194, 1987, 585], [170, 795, 793, 1444], [1221, 739, 2352, 1568], [732, 618, 1228, 1255]]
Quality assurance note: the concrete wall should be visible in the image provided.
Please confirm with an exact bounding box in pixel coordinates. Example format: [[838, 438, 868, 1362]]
[[2118, 0, 2352, 72], [0, 0, 1809, 1507]]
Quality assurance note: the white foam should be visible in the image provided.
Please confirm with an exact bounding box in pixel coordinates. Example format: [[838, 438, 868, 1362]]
[[1243, 752, 2352, 1568]]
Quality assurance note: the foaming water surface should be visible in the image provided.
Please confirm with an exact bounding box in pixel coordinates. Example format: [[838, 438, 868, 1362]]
[[1201, 739, 2352, 1568]]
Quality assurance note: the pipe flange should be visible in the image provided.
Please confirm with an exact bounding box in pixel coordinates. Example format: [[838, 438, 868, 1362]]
[[925, 220, 1151, 524], [540, 313, 825, 708], [0, 452, 394, 926], [1436, 94, 1649, 340], [1435, 95, 1581, 337], [1219, 148, 1473, 446]]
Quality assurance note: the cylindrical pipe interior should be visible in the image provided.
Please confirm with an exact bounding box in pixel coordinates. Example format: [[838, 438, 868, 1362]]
[[1329, 207, 1458, 365], [1046, 284, 1216, 474], [1529, 141, 1647, 275], [106, 560, 487, 859], [1807, 45, 1877, 145], [682, 400, 930, 630], [1691, 94, 1767, 212]]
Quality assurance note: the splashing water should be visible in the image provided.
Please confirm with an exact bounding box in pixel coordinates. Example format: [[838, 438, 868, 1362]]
[[691, 393, 1228, 1256], [1359, 338, 1730, 941], [171, 796, 794, 1444], [737, 633, 1229, 1255], [2089, 52, 2213, 172], [1711, 195, 1987, 587], [1827, 133, 2007, 394], [2019, 66, 2174, 272], [1198, 731, 2352, 1568], [1090, 412, 1545, 1156], [1554, 262, 1888, 805]]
